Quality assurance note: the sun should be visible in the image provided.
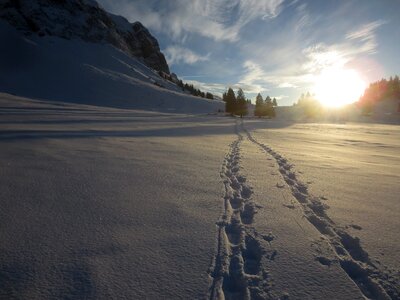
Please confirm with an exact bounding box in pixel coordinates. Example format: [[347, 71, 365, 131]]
[[313, 68, 366, 107]]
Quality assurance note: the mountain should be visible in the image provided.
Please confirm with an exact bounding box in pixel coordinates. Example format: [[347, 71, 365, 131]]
[[0, 0, 222, 113], [0, 0, 169, 73]]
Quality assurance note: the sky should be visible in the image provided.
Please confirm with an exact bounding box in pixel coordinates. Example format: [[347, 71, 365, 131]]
[[97, 0, 400, 105]]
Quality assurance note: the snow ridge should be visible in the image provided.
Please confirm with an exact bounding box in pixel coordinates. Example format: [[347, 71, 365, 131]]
[[242, 121, 399, 300], [0, 0, 169, 73], [209, 120, 271, 300]]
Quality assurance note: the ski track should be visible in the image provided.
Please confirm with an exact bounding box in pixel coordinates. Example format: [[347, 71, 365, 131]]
[[209, 120, 271, 300], [240, 120, 399, 300]]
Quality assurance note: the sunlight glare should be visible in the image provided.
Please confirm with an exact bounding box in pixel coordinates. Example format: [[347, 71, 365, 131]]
[[313, 68, 366, 107]]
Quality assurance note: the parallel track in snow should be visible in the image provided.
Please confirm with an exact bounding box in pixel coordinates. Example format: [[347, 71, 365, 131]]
[[208, 120, 271, 300], [241, 120, 399, 300]]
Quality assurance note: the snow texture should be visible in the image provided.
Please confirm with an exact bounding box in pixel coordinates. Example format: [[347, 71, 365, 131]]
[[0, 20, 223, 114], [1, 94, 399, 299]]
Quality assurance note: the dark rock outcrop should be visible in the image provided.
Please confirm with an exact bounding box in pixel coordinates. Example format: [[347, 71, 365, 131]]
[[0, 0, 170, 73]]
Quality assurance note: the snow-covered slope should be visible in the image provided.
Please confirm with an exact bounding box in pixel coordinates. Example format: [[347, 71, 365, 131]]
[[0, 0, 169, 73], [0, 2, 223, 114]]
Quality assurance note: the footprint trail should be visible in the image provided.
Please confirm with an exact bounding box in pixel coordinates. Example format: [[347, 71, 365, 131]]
[[209, 121, 270, 300], [242, 121, 399, 300]]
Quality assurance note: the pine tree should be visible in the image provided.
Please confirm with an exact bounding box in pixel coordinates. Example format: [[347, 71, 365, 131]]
[[296, 91, 320, 118], [265, 96, 275, 118], [272, 98, 278, 107], [225, 88, 236, 114], [255, 93, 264, 117], [359, 75, 400, 111], [236, 88, 248, 117]]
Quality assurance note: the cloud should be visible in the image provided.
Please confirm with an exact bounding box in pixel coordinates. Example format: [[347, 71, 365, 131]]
[[274, 95, 289, 100], [239, 61, 307, 92], [346, 20, 386, 42], [294, 3, 312, 32], [98, 0, 285, 42], [98, 0, 163, 30], [237, 61, 269, 93], [97, 0, 393, 105], [183, 80, 227, 95], [302, 44, 347, 73], [278, 82, 297, 88], [344, 20, 386, 55], [233, 20, 386, 98], [301, 20, 386, 75], [164, 46, 209, 65]]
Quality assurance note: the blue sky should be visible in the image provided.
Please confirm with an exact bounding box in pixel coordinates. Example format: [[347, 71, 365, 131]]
[[98, 0, 400, 105]]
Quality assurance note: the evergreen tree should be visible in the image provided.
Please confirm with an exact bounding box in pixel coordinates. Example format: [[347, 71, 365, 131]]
[[206, 92, 214, 100], [272, 98, 278, 107], [296, 92, 321, 118], [393, 75, 400, 99], [265, 96, 275, 118], [358, 75, 400, 112], [236, 88, 248, 117], [255, 93, 264, 117], [225, 87, 236, 114], [177, 80, 184, 91]]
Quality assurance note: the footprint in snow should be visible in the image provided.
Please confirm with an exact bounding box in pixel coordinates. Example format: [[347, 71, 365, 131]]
[[276, 183, 285, 188]]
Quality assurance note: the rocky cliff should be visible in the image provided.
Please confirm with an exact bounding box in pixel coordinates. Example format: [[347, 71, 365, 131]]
[[0, 0, 170, 73]]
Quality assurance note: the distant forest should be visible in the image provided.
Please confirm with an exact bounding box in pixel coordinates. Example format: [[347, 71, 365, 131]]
[[359, 75, 400, 112], [158, 71, 215, 100], [254, 93, 277, 118], [223, 87, 250, 117], [223, 88, 278, 118]]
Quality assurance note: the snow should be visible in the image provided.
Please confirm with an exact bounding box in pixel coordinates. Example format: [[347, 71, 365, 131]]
[[1, 93, 399, 299], [0, 93, 232, 299], [0, 21, 223, 114], [1, 9, 399, 299], [242, 119, 400, 298]]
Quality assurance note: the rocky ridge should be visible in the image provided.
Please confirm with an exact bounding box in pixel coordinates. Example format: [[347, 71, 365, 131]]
[[0, 0, 170, 73]]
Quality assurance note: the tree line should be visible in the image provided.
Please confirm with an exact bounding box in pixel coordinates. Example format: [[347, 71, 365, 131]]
[[223, 88, 279, 118], [223, 87, 250, 117], [158, 70, 215, 100], [178, 81, 214, 99], [254, 93, 277, 117], [358, 75, 400, 113], [294, 92, 322, 118]]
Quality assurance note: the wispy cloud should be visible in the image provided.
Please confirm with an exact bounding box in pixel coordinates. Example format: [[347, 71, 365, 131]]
[[294, 3, 312, 32], [237, 61, 270, 93], [98, 0, 285, 42], [346, 20, 386, 42], [302, 44, 347, 73], [97, 0, 396, 105], [164, 46, 209, 65], [345, 20, 386, 55], [278, 82, 297, 88], [302, 20, 386, 75], [231, 18, 387, 101]]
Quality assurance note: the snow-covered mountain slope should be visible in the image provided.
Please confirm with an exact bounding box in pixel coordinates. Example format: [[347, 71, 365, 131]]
[[0, 1, 223, 114], [0, 0, 169, 73]]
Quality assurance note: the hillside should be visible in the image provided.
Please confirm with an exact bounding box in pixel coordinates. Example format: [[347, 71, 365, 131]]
[[0, 0, 223, 113]]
